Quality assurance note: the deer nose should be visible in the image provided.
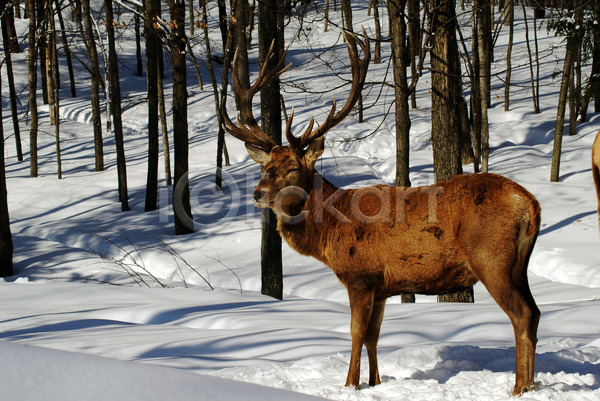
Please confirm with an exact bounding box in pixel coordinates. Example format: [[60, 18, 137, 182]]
[[253, 188, 268, 202]]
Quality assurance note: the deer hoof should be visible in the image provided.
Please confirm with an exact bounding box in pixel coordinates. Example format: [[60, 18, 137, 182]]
[[512, 383, 535, 396]]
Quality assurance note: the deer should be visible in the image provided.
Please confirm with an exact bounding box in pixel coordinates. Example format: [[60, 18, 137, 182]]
[[222, 30, 541, 396], [594, 130, 600, 236]]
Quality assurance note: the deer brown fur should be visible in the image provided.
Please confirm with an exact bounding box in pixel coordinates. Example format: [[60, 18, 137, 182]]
[[593, 130, 600, 235], [223, 31, 541, 396]]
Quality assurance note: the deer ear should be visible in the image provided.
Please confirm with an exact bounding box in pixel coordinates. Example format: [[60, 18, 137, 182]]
[[304, 136, 325, 169], [245, 143, 271, 166]]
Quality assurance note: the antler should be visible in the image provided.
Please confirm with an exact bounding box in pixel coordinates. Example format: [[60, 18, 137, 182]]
[[286, 28, 370, 152], [222, 41, 291, 152]]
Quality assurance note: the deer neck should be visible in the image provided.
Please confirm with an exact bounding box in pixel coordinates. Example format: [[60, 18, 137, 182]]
[[275, 174, 342, 261]]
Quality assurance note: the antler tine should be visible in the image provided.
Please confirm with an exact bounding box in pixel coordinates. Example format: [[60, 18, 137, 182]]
[[285, 107, 315, 151], [223, 41, 291, 151], [222, 94, 276, 151], [290, 28, 370, 152]]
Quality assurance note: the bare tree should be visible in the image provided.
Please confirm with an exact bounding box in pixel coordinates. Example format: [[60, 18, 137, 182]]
[[258, 0, 284, 299], [1, 2, 22, 161], [81, 0, 104, 171], [105, 0, 129, 210], [144, 0, 160, 212], [388, 0, 414, 303], [430, 0, 473, 303], [504, 0, 514, 111], [27, 0, 39, 177], [0, 72, 13, 278], [171, 0, 193, 235], [475, 0, 490, 172]]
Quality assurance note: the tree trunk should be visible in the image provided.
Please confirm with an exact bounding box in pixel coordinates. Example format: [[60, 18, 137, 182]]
[[504, 0, 514, 111], [340, 0, 353, 30], [407, 0, 420, 109], [550, 45, 574, 182], [134, 11, 143, 76], [145, 0, 160, 212], [479, 0, 492, 108], [0, 72, 14, 278], [48, 4, 62, 179], [37, 0, 48, 105], [592, 1, 600, 113], [54, 0, 76, 97], [389, 0, 416, 305], [158, 61, 172, 186], [388, 0, 411, 189], [522, 3, 540, 114], [430, 0, 473, 303], [171, 0, 193, 235], [27, 0, 39, 177], [475, 0, 490, 172], [233, 0, 251, 115], [1, 9, 23, 161], [371, 0, 381, 64], [258, 0, 283, 300], [82, 0, 104, 171], [201, 0, 228, 189], [471, 6, 481, 173], [105, 0, 129, 211]]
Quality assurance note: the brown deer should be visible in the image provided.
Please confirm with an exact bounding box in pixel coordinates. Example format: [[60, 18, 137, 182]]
[[222, 31, 541, 396], [594, 130, 600, 235]]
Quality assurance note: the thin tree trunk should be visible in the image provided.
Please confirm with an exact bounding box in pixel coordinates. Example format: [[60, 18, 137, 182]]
[[55, 0, 76, 97], [551, 45, 574, 182], [1, 13, 23, 161], [407, 0, 420, 109], [28, 0, 39, 177], [533, 6, 541, 113], [371, 0, 381, 63], [82, 0, 104, 171], [37, 0, 48, 105], [233, 0, 251, 114], [504, 0, 513, 111], [105, 0, 129, 210], [134, 11, 143, 76], [258, 0, 283, 300], [48, 5, 62, 178], [476, 0, 490, 172], [522, 3, 540, 114], [388, 0, 411, 189], [0, 73, 13, 278], [324, 0, 329, 32], [158, 62, 172, 186], [145, 0, 160, 212], [171, 0, 193, 235], [200, 0, 227, 188], [189, 0, 194, 35], [388, 0, 413, 303], [471, 5, 481, 173]]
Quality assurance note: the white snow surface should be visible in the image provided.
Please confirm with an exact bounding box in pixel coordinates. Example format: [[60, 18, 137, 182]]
[[2, 2, 600, 400]]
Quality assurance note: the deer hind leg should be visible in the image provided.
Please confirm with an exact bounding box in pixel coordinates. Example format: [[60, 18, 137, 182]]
[[345, 288, 376, 389], [365, 299, 386, 386], [477, 246, 540, 396]]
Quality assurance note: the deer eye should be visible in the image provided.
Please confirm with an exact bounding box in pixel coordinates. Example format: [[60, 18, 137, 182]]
[[286, 168, 299, 175]]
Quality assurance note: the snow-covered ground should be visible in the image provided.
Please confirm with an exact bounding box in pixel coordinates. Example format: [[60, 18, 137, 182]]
[[1, 2, 600, 400]]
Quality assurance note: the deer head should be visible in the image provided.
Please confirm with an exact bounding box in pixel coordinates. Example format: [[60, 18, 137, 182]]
[[222, 30, 370, 217]]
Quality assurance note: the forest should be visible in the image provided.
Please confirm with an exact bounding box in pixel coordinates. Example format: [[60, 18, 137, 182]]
[[1, 0, 599, 296]]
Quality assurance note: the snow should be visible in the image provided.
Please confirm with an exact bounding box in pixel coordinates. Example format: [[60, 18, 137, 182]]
[[2, 2, 600, 400]]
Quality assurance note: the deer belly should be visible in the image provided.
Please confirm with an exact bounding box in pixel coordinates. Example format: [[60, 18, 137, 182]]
[[382, 259, 478, 296]]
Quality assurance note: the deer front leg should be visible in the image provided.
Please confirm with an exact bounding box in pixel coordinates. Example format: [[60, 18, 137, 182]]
[[365, 299, 386, 386], [345, 288, 375, 389]]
